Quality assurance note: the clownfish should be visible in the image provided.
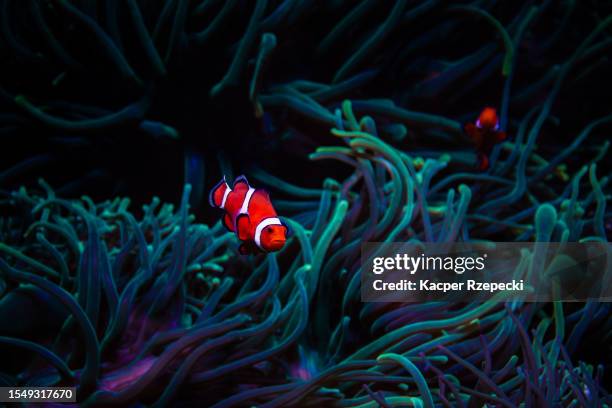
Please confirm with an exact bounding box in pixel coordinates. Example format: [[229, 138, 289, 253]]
[[209, 175, 287, 255], [464, 107, 507, 170]]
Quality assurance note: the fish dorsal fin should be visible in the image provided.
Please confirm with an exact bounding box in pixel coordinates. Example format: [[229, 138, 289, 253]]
[[233, 174, 250, 189], [258, 189, 270, 200]]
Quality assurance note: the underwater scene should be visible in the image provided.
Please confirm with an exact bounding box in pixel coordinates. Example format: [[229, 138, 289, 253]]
[[0, 0, 611, 406]]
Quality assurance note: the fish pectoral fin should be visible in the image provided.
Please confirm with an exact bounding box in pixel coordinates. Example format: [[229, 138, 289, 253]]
[[222, 213, 235, 232], [236, 214, 251, 241]]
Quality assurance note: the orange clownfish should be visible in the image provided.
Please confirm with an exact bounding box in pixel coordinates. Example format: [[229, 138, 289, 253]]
[[209, 175, 287, 255], [464, 107, 507, 170]]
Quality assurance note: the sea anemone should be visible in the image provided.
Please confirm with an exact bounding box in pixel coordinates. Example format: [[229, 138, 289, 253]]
[[1, 1, 611, 406]]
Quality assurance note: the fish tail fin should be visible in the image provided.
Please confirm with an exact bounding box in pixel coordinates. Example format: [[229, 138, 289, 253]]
[[209, 176, 231, 208]]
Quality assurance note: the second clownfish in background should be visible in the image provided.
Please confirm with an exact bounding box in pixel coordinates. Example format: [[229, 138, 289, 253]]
[[209, 175, 287, 255], [464, 107, 507, 170]]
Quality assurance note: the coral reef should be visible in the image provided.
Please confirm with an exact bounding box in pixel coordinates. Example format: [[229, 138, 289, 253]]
[[0, 0, 611, 406]]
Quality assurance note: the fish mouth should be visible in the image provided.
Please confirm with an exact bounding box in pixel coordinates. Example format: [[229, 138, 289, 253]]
[[266, 239, 286, 251]]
